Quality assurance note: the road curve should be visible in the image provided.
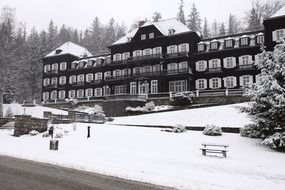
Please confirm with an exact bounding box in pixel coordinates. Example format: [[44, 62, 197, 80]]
[[0, 155, 177, 190]]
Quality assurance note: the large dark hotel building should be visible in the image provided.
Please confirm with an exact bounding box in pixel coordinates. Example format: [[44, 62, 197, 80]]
[[41, 7, 285, 106]]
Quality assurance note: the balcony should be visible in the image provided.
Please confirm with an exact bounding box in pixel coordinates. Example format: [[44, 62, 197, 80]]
[[128, 54, 163, 62], [45, 84, 58, 89], [45, 70, 58, 75], [237, 64, 255, 70], [88, 80, 103, 85], [206, 67, 222, 73], [165, 51, 189, 59], [105, 74, 132, 81], [165, 68, 192, 75], [71, 81, 85, 87]]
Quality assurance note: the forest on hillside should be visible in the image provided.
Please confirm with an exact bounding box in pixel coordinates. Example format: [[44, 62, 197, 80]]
[[0, 0, 284, 105]]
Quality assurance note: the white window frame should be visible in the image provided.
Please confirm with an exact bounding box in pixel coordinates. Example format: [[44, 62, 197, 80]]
[[122, 52, 130, 60], [43, 92, 49, 100], [86, 73, 94, 82], [167, 45, 178, 54], [60, 62, 67, 71], [196, 79, 207, 90], [130, 82, 137, 95], [149, 33, 154, 39], [51, 63, 58, 71], [240, 37, 249, 46], [210, 78, 221, 89], [77, 89, 84, 98], [153, 47, 162, 55], [198, 44, 205, 52], [94, 88, 102, 97], [104, 71, 111, 79], [141, 34, 146, 40], [58, 90, 65, 99], [151, 80, 158, 94], [256, 35, 264, 44], [114, 85, 127, 95], [179, 43, 189, 52], [51, 90, 57, 100], [196, 61, 207, 72], [86, 88, 93, 97], [113, 53, 121, 62], [59, 76, 66, 85], [77, 74, 85, 82], [103, 86, 111, 96], [44, 65, 50, 73], [224, 76, 236, 88], [133, 50, 142, 57], [68, 90, 76, 99], [51, 77, 58, 85], [143, 48, 152, 56], [69, 75, 76, 84], [169, 80, 187, 92], [43, 78, 50, 86], [225, 40, 233, 48], [210, 42, 218, 50]]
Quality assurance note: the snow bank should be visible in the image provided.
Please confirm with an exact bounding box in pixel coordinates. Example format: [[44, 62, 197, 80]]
[[112, 103, 253, 128]]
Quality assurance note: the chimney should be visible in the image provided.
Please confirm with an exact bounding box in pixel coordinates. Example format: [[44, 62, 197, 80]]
[[138, 20, 146, 27]]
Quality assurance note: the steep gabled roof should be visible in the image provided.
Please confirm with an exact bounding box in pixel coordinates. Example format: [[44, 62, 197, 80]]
[[270, 5, 285, 19], [112, 18, 190, 45], [45, 42, 92, 58]]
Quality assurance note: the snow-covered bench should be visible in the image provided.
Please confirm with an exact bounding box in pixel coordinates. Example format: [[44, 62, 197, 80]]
[[200, 143, 229, 158]]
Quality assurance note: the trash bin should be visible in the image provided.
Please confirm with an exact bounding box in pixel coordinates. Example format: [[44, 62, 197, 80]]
[[50, 139, 59, 150]]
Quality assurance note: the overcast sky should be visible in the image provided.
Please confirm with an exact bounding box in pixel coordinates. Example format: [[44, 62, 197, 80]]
[[0, 0, 255, 32]]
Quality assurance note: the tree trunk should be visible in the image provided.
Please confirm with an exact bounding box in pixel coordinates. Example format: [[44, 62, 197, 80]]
[[0, 90, 3, 117]]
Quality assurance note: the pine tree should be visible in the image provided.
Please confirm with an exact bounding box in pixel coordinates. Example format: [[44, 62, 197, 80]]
[[242, 42, 285, 136], [152, 12, 162, 22], [187, 3, 202, 32], [219, 22, 226, 36], [211, 20, 219, 37], [47, 20, 58, 52], [246, 7, 262, 31], [202, 17, 210, 38], [177, 0, 186, 25], [228, 14, 243, 35]]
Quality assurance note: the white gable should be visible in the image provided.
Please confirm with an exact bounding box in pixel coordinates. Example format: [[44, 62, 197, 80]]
[[112, 18, 190, 45], [45, 42, 92, 58]]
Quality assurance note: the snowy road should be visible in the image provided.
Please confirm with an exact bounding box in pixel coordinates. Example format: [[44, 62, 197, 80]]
[[0, 155, 176, 190]]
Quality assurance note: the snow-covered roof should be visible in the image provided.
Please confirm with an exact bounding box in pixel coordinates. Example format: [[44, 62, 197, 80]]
[[112, 18, 190, 45], [45, 42, 92, 58], [270, 5, 285, 18]]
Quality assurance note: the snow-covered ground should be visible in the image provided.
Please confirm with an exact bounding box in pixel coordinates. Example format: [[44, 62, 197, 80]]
[[0, 123, 284, 190], [3, 103, 68, 118], [112, 103, 253, 128]]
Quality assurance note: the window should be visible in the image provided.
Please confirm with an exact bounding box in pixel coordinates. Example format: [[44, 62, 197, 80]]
[[240, 75, 253, 87], [59, 76, 66, 85], [276, 29, 285, 41], [77, 89, 84, 98], [210, 42, 218, 50], [224, 57, 234, 68], [151, 80, 158, 94], [51, 63, 58, 71], [113, 54, 121, 61], [51, 91, 57, 100], [179, 62, 188, 69], [149, 33, 154, 39], [153, 64, 161, 73], [122, 52, 130, 60], [196, 61, 207, 72], [60, 62, 67, 71], [256, 34, 264, 44], [78, 61, 85, 68], [210, 59, 219, 68], [198, 44, 205, 52], [141, 34, 146, 40], [139, 81, 149, 94], [87, 60, 94, 67], [71, 62, 77, 69], [77, 75, 84, 83], [153, 47, 162, 55], [96, 58, 103, 66], [95, 72, 103, 80], [133, 50, 142, 57], [58, 91, 65, 99], [224, 77, 236, 88], [196, 79, 207, 89], [133, 67, 141, 75], [86, 74, 94, 82], [113, 70, 121, 77], [43, 78, 50, 86], [167, 63, 178, 72], [130, 82, 137, 94], [114, 85, 127, 95], [86, 89, 93, 97], [51, 77, 58, 85], [240, 56, 250, 65], [225, 40, 233, 48], [44, 65, 50, 73], [104, 71, 111, 79], [143, 48, 152, 56], [169, 80, 187, 92], [142, 66, 151, 73], [122, 69, 129, 76], [103, 86, 111, 96], [68, 90, 76, 98], [69, 75, 76, 84], [211, 78, 220, 89], [43, 92, 49, 100], [240, 37, 249, 46], [167, 45, 177, 54], [95, 88, 102, 97], [179, 43, 189, 52]]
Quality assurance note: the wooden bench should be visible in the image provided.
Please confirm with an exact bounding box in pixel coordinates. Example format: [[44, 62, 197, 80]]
[[200, 143, 229, 158]]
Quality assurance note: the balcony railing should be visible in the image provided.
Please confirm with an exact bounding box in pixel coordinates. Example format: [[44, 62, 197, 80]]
[[105, 94, 147, 102], [105, 74, 132, 81], [71, 81, 85, 87], [238, 64, 255, 70], [45, 70, 58, 74], [165, 51, 189, 59], [129, 54, 163, 62], [88, 80, 103, 84], [45, 84, 58, 89], [206, 67, 222, 73]]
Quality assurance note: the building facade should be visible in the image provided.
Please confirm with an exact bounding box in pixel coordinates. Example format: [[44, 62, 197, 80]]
[[41, 9, 285, 104]]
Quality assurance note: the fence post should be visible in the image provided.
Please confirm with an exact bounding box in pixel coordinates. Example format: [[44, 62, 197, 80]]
[[225, 89, 229, 96], [196, 90, 199, 97]]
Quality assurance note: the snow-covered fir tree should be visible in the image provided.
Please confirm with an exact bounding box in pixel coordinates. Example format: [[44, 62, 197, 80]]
[[242, 42, 285, 136], [202, 17, 210, 38], [152, 12, 162, 22], [187, 3, 202, 32], [219, 22, 226, 36], [177, 0, 186, 25]]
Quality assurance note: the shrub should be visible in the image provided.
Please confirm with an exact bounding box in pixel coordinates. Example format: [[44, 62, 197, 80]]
[[5, 107, 14, 118], [29, 130, 39, 136], [173, 124, 186, 133], [203, 124, 223, 136], [105, 117, 114, 122], [42, 132, 50, 138], [55, 132, 63, 138], [240, 124, 263, 138], [262, 132, 285, 151], [126, 101, 155, 114], [170, 91, 194, 106]]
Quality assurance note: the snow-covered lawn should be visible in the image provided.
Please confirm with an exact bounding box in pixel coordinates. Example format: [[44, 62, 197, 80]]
[[112, 103, 253, 128], [3, 103, 68, 118], [0, 123, 284, 190]]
